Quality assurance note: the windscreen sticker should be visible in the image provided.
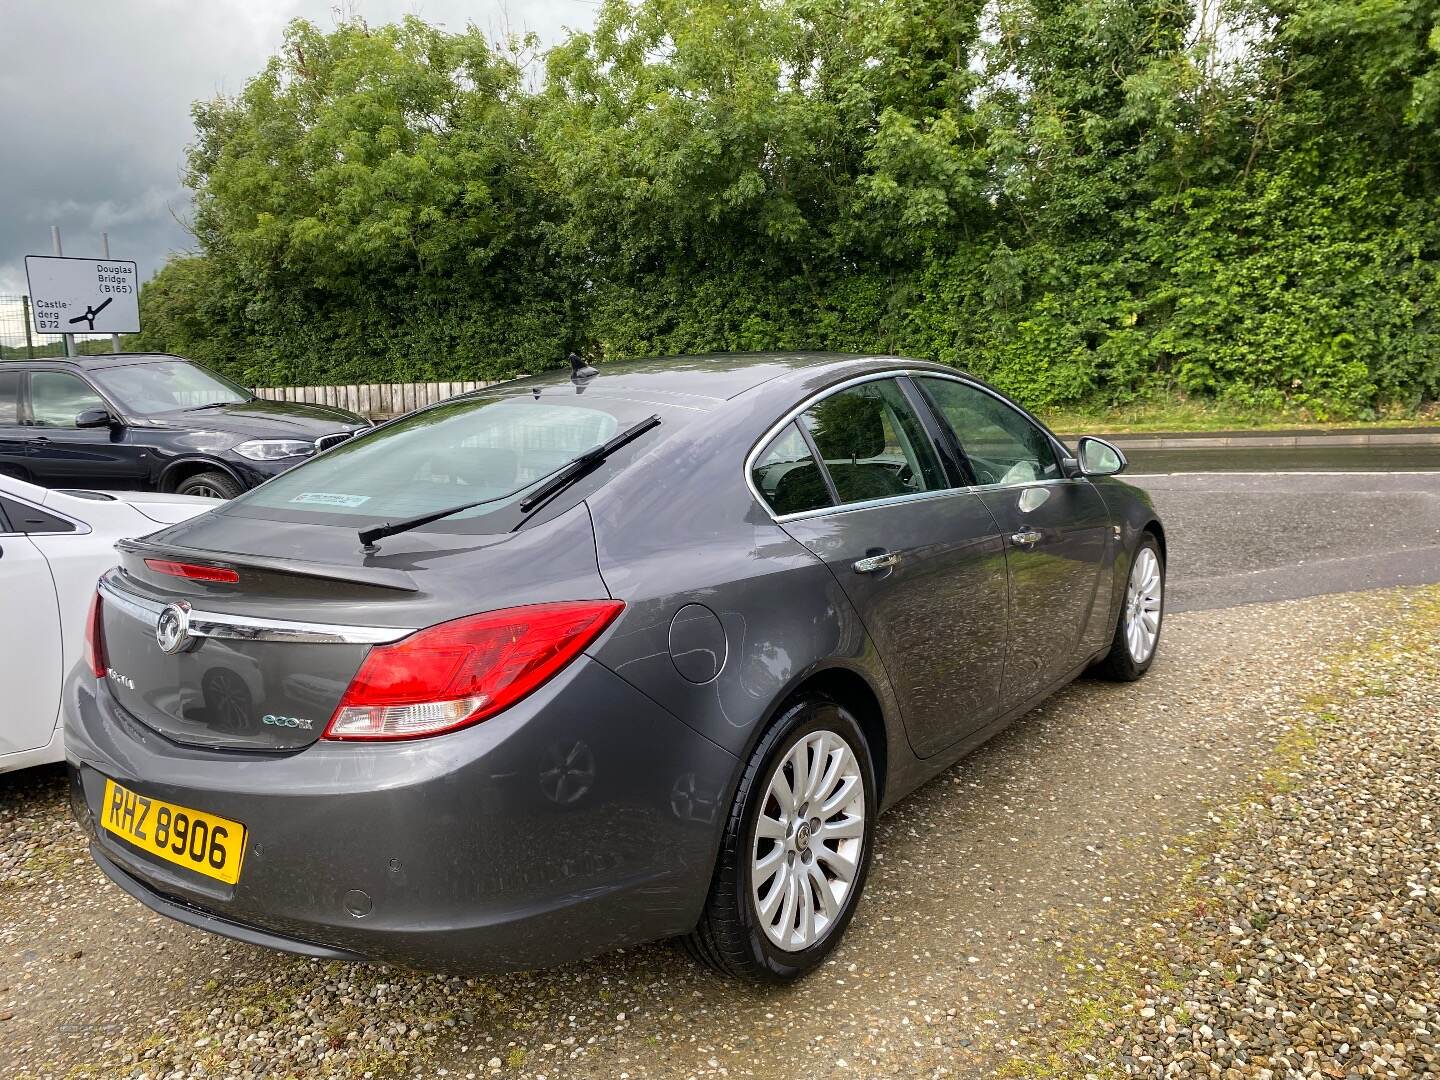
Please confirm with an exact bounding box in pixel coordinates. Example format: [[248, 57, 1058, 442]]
[[291, 492, 371, 508]]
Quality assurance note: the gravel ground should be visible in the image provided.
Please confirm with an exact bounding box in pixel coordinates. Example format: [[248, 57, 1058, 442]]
[[1001, 588, 1440, 1078], [2, 586, 1437, 1080]]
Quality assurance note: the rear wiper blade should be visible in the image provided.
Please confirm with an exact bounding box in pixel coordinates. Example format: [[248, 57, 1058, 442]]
[[357, 414, 661, 550]]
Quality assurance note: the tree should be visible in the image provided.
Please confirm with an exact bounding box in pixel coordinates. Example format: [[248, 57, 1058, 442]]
[[138, 1, 1440, 415]]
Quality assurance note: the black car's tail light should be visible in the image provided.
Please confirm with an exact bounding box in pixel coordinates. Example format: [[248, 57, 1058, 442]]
[[323, 601, 624, 741]]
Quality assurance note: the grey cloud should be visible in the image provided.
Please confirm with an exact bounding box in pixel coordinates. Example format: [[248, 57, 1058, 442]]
[[0, 0, 591, 297], [42, 186, 188, 231]]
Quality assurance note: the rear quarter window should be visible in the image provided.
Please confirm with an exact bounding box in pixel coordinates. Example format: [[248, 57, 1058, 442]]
[[0, 496, 76, 535], [751, 422, 833, 516]]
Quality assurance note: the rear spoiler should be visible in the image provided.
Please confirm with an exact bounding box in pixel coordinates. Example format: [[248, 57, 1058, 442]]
[[115, 537, 420, 593]]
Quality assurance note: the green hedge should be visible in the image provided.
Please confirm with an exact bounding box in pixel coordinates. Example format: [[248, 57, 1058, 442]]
[[133, 1, 1440, 419]]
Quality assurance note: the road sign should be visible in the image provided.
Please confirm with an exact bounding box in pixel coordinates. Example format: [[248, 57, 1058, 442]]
[[24, 255, 140, 335]]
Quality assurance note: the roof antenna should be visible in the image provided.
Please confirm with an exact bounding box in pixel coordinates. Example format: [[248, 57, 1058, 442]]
[[568, 351, 599, 381]]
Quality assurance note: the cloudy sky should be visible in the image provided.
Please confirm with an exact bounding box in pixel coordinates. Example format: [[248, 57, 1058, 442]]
[[0, 0, 595, 296]]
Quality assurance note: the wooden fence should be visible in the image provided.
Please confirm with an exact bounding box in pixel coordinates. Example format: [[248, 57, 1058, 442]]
[[253, 381, 493, 420]]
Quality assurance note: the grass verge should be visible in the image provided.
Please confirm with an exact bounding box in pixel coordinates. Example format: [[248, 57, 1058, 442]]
[[1041, 398, 1439, 435]]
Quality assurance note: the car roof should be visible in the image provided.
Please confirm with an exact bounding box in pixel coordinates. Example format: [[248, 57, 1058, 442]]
[[3, 350, 970, 402], [482, 352, 964, 406], [5, 352, 185, 370]]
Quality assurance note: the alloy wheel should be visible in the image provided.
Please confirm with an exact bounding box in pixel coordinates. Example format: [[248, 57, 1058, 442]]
[[750, 729, 866, 952], [1124, 546, 1163, 663]]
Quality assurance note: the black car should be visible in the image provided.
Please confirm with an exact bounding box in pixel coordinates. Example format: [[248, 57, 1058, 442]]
[[0, 354, 368, 498]]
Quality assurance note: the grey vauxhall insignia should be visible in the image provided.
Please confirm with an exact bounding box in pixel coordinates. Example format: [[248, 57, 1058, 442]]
[[64, 352, 1165, 982]]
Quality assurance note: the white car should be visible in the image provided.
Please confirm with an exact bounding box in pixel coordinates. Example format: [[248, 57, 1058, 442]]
[[0, 474, 217, 773]]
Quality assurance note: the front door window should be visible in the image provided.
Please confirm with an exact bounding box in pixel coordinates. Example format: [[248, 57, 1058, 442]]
[[915, 377, 1060, 486], [29, 372, 106, 428]]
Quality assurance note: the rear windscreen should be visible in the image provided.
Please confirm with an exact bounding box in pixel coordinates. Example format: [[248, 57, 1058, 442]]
[[221, 389, 683, 532]]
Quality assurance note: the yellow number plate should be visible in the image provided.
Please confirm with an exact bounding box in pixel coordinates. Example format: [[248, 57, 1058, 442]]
[[100, 779, 247, 885]]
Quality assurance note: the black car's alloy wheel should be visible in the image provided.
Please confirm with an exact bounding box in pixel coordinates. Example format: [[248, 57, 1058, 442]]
[[685, 693, 876, 982], [1096, 533, 1165, 681], [175, 471, 243, 500]]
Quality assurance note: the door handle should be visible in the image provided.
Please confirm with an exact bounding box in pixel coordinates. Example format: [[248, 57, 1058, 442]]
[[853, 551, 900, 574], [1009, 529, 1042, 548]]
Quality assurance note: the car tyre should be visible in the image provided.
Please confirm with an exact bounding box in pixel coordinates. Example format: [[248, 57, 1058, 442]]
[[1095, 532, 1165, 682], [683, 692, 876, 983], [175, 470, 243, 500]]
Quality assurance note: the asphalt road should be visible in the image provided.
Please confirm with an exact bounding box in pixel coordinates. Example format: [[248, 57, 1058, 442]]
[[1132, 469, 1440, 612], [1124, 442, 1440, 473]]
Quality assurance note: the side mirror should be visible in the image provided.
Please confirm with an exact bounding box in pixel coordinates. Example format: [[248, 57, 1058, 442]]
[[1077, 436, 1127, 476], [75, 408, 115, 429]]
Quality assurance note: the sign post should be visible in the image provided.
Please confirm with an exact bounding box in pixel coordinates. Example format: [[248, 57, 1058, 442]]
[[50, 226, 71, 357], [21, 297, 35, 358], [101, 232, 122, 352], [25, 245, 140, 351]]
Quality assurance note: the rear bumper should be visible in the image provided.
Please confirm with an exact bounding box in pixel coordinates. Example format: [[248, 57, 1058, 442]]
[[64, 655, 738, 973], [90, 843, 365, 961]]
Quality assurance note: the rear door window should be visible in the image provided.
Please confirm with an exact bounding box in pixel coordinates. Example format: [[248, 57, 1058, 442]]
[[0, 370, 19, 424], [751, 422, 833, 516], [799, 379, 945, 506]]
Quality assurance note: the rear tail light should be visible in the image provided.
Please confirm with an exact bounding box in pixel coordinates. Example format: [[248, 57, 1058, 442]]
[[85, 593, 106, 678], [323, 600, 624, 741], [144, 559, 240, 584]]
